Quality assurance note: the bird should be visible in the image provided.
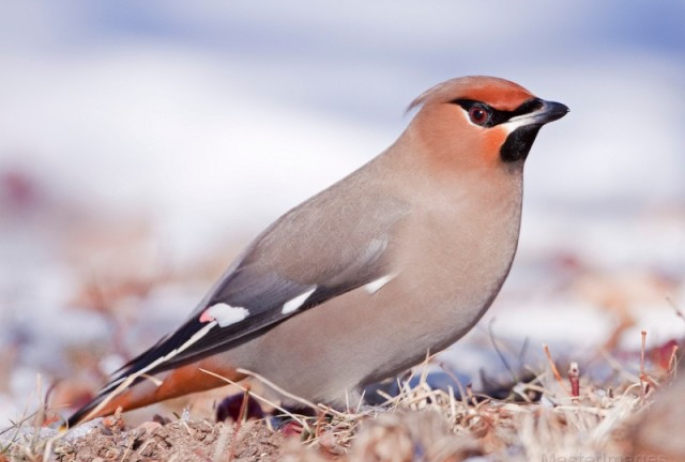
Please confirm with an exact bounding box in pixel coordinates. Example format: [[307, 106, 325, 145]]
[[66, 76, 568, 426]]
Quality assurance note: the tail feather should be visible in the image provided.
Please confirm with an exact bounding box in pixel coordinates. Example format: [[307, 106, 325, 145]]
[[65, 358, 244, 427]]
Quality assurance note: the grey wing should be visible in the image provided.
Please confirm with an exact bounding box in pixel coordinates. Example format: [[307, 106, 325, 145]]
[[105, 187, 408, 385]]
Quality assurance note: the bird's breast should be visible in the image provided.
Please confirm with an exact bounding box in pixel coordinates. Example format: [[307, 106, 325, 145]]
[[389, 178, 523, 346]]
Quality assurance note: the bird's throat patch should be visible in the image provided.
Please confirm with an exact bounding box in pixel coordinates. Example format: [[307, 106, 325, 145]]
[[500, 125, 541, 162]]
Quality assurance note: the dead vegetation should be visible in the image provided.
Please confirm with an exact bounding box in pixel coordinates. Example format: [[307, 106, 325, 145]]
[[0, 336, 680, 462]]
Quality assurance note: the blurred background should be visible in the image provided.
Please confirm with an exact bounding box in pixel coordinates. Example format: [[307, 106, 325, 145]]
[[0, 1, 683, 424]]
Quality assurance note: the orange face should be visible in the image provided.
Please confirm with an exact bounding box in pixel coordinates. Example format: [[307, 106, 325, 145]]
[[408, 76, 568, 173]]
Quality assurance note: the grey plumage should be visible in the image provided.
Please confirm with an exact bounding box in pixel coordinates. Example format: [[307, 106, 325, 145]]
[[67, 76, 568, 426]]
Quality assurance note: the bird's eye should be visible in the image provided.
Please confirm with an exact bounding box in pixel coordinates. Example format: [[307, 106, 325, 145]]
[[468, 106, 490, 126]]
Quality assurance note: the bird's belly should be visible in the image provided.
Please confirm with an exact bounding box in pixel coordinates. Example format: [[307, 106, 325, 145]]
[[357, 217, 520, 384], [235, 205, 521, 406]]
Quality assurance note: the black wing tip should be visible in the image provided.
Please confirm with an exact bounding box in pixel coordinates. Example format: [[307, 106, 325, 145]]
[[62, 357, 144, 428], [63, 318, 214, 428], [63, 395, 103, 429], [63, 412, 82, 429]]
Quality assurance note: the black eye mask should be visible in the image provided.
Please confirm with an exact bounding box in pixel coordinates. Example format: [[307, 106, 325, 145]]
[[451, 97, 546, 162], [451, 97, 544, 128]]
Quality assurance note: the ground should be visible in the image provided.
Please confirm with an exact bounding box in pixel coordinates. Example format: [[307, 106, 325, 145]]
[[2, 351, 682, 461]]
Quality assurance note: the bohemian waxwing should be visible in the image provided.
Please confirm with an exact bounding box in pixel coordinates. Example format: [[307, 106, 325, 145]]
[[67, 75, 568, 426]]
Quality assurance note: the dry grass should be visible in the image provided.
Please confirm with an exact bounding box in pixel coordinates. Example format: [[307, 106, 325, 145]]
[[1, 341, 675, 462], [276, 355, 665, 461]]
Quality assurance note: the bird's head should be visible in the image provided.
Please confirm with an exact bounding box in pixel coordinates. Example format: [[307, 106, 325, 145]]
[[407, 76, 569, 172]]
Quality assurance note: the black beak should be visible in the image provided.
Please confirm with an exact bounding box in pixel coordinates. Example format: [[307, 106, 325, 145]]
[[529, 100, 570, 125], [499, 98, 569, 163]]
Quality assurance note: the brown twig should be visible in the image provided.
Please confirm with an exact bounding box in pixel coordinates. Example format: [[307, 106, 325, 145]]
[[568, 362, 580, 398], [668, 344, 679, 377], [543, 344, 566, 393], [666, 295, 685, 325], [640, 330, 647, 398], [488, 318, 518, 382], [226, 387, 250, 462]]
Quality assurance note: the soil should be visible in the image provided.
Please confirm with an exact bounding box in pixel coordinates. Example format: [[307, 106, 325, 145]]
[[54, 420, 285, 462]]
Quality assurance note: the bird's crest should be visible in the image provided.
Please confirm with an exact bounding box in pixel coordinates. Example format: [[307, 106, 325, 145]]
[[407, 76, 534, 113]]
